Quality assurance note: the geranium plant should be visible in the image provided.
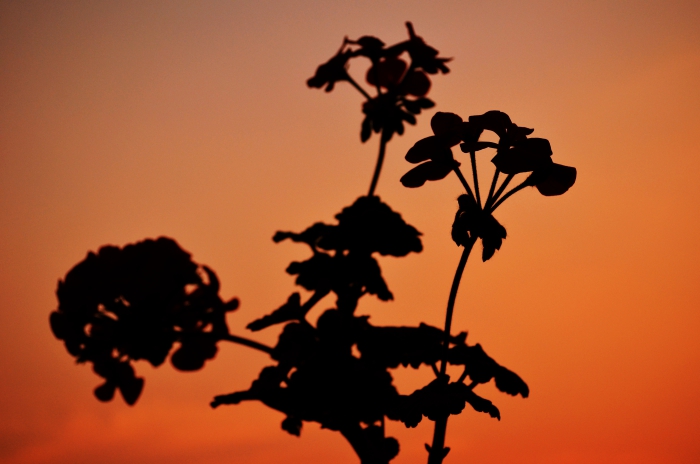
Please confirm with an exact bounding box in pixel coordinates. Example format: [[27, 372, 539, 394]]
[[49, 22, 575, 464]]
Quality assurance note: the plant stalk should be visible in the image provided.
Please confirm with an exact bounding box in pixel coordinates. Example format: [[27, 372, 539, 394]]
[[368, 132, 388, 196], [486, 173, 514, 210], [469, 151, 481, 207], [346, 74, 372, 100], [427, 237, 476, 464], [222, 334, 273, 354], [490, 180, 529, 212], [452, 166, 476, 203]]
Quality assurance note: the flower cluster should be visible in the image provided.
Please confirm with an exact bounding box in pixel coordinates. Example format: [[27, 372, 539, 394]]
[[49, 237, 239, 404], [402, 110, 577, 261], [307, 22, 450, 142]]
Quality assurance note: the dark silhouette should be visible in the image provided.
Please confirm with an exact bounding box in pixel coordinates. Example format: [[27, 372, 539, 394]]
[[50, 22, 575, 464]]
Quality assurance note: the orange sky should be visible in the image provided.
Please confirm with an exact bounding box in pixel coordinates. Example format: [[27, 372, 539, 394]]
[[1, 1, 699, 463]]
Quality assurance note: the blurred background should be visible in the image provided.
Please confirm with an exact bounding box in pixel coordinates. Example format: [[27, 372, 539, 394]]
[[1, 1, 699, 463]]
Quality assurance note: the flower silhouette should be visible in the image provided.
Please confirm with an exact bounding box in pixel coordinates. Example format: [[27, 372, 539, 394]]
[[49, 237, 239, 404], [402, 110, 577, 261], [308, 22, 448, 146]]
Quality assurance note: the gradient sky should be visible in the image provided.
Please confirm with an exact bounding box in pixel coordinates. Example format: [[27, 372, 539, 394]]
[[1, 1, 699, 463]]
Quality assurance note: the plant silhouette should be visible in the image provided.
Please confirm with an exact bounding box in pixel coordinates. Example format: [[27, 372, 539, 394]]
[[50, 22, 575, 464]]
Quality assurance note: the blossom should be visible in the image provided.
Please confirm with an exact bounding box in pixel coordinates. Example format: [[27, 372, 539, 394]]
[[49, 237, 238, 404]]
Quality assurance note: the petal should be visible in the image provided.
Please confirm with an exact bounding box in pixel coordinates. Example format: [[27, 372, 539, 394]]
[[514, 138, 552, 157], [508, 125, 534, 139], [400, 161, 454, 188], [459, 121, 484, 146], [535, 163, 577, 196], [367, 57, 407, 87], [492, 139, 553, 174], [405, 136, 443, 163], [460, 141, 498, 153], [492, 149, 553, 174], [403, 70, 431, 96], [431, 112, 463, 136], [468, 111, 512, 136]]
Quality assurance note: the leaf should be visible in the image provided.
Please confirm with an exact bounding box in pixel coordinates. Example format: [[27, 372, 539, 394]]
[[247, 293, 304, 331], [463, 390, 500, 419]]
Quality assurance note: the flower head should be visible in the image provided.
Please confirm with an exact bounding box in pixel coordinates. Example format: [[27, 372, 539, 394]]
[[308, 24, 448, 144], [49, 237, 238, 404]]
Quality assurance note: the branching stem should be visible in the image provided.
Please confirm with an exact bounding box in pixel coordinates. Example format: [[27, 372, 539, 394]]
[[490, 180, 529, 212], [221, 334, 273, 354], [487, 173, 514, 210]]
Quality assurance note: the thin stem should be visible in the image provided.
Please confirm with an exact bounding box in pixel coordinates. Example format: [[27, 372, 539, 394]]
[[490, 180, 529, 212], [221, 334, 273, 354], [427, 417, 449, 464], [346, 74, 372, 100], [452, 166, 476, 202], [368, 132, 387, 196], [487, 173, 514, 210], [485, 170, 500, 209], [426, 237, 475, 464], [439, 238, 476, 375], [469, 151, 481, 207]]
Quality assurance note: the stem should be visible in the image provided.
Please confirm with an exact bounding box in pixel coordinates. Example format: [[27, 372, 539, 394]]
[[346, 74, 372, 100], [368, 132, 388, 196], [485, 170, 500, 208], [490, 180, 529, 212], [469, 151, 481, 207], [439, 238, 476, 375], [487, 173, 514, 210], [427, 237, 476, 464], [452, 166, 476, 203], [221, 334, 273, 354]]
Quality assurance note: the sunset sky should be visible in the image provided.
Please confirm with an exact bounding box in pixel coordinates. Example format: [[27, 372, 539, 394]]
[[1, 1, 699, 463]]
